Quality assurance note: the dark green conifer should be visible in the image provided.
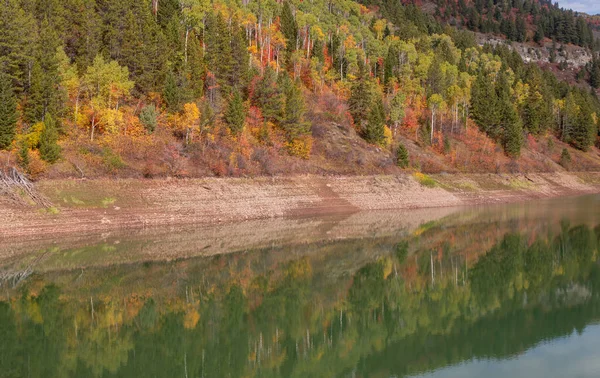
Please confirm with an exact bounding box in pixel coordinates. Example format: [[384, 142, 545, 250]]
[[363, 97, 386, 144], [280, 2, 298, 53], [163, 71, 181, 113], [282, 79, 310, 140], [396, 143, 409, 168], [253, 66, 284, 124], [0, 73, 17, 150], [24, 61, 44, 125], [18, 139, 30, 172], [39, 114, 61, 163], [224, 89, 246, 136], [348, 62, 372, 130]]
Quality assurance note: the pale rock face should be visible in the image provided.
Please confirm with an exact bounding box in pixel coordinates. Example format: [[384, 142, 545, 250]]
[[476, 33, 593, 68]]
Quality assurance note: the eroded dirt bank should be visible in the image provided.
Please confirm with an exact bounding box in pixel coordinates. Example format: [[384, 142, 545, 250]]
[[1, 172, 599, 240]]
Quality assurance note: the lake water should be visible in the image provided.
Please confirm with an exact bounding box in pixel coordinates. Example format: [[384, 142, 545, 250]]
[[0, 194, 599, 377]]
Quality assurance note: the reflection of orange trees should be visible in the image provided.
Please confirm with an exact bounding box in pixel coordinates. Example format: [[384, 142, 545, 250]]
[[3, 222, 598, 376]]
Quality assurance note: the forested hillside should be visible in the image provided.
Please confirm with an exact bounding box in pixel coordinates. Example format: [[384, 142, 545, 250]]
[[0, 0, 599, 178], [424, 0, 597, 48]]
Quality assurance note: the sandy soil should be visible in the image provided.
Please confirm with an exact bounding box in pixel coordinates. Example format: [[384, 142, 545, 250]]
[[0, 172, 599, 241]]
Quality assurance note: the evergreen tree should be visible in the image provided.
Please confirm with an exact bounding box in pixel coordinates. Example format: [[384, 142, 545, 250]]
[[121, 10, 147, 90], [559, 148, 571, 168], [280, 1, 298, 53], [156, 0, 180, 28], [36, 18, 62, 119], [515, 16, 526, 42], [68, 0, 102, 69], [224, 89, 246, 136], [230, 26, 249, 90], [0, 73, 17, 150], [163, 71, 181, 113], [18, 139, 29, 172], [534, 27, 544, 45], [39, 114, 61, 163], [497, 69, 523, 156], [282, 79, 310, 140], [590, 59, 600, 89], [570, 98, 596, 151], [522, 88, 546, 135], [311, 38, 324, 62], [348, 62, 372, 130], [501, 99, 524, 157], [549, 40, 557, 63], [396, 142, 409, 168], [186, 30, 204, 99], [120, 5, 168, 94], [0, 0, 36, 89], [24, 61, 44, 125], [253, 66, 284, 124], [470, 69, 499, 136], [204, 12, 234, 93], [139, 104, 159, 133], [363, 97, 386, 144]]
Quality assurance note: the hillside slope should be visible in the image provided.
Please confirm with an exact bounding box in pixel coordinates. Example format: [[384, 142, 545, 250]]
[[0, 0, 598, 181]]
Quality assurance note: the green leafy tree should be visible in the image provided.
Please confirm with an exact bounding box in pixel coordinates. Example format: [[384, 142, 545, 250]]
[[83, 55, 134, 140], [389, 91, 406, 136], [224, 89, 246, 136], [39, 114, 61, 163], [428, 94, 445, 145], [0, 73, 17, 150]]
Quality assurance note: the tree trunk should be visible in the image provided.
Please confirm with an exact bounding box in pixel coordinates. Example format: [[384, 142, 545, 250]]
[[90, 116, 96, 141], [185, 27, 190, 64], [430, 109, 435, 145]]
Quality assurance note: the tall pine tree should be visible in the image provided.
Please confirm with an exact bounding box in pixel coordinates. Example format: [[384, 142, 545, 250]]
[[39, 114, 61, 163], [364, 97, 386, 144], [253, 66, 284, 124], [224, 89, 246, 136], [282, 78, 310, 141], [0, 73, 17, 150], [348, 62, 373, 131], [280, 1, 298, 53]]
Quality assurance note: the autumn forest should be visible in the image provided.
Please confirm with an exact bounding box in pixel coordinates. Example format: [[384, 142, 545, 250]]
[[0, 0, 600, 178]]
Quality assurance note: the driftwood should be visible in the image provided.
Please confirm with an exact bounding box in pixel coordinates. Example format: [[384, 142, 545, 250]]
[[0, 251, 49, 289], [0, 267, 33, 289], [0, 167, 52, 208]]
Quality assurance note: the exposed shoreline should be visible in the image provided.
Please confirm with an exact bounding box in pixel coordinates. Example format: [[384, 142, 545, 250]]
[[1, 172, 599, 240]]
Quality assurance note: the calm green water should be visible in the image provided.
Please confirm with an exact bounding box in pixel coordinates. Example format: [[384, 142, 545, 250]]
[[1, 194, 600, 378]]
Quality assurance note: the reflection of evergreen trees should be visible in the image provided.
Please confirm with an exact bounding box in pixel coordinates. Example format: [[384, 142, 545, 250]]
[[0, 223, 599, 377]]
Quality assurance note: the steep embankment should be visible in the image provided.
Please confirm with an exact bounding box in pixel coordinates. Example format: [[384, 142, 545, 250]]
[[1, 172, 599, 240]]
